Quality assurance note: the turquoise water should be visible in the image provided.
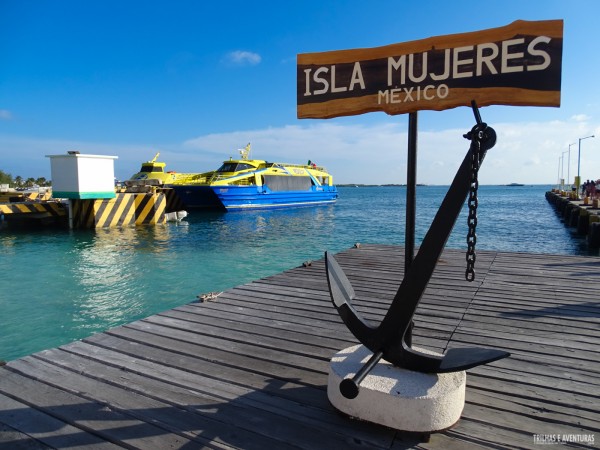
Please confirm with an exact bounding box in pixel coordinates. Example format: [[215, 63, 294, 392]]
[[0, 185, 592, 361]]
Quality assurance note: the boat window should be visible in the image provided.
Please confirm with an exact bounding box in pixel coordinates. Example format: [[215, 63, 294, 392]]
[[217, 163, 255, 172], [140, 166, 164, 173], [217, 163, 237, 172], [263, 175, 312, 191]]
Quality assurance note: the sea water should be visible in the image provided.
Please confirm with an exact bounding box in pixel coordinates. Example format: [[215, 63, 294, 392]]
[[0, 185, 592, 361]]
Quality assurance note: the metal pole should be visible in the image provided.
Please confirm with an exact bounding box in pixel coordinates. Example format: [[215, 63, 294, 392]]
[[578, 135, 595, 177], [68, 199, 74, 229], [561, 151, 568, 190], [568, 142, 576, 192], [567, 145, 571, 188], [406, 113, 417, 269], [577, 135, 595, 197], [557, 156, 561, 188], [405, 112, 418, 346]]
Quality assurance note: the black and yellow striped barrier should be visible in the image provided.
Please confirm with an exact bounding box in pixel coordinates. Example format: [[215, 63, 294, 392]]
[[0, 191, 53, 203], [0, 201, 66, 217], [71, 192, 167, 229], [158, 187, 185, 213], [1, 188, 183, 229], [0, 194, 20, 203]]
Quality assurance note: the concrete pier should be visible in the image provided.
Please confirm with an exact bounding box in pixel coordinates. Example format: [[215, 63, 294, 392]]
[[546, 189, 600, 248]]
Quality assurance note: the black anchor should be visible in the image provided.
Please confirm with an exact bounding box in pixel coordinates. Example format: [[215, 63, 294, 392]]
[[326, 102, 509, 399]]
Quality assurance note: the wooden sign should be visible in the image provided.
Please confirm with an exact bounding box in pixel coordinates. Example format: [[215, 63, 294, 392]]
[[297, 20, 563, 119]]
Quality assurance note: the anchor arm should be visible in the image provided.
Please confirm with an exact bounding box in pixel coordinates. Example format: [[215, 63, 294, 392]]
[[325, 251, 379, 348]]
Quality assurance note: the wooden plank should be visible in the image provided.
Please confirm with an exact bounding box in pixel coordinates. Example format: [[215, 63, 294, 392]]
[[0, 422, 52, 450], [63, 339, 330, 411], [0, 367, 200, 449], [466, 387, 599, 431], [5, 357, 249, 450], [33, 346, 394, 449], [8, 355, 377, 450], [0, 392, 114, 450]]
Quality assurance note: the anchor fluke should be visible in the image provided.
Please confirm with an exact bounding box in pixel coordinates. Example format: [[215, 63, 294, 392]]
[[438, 347, 510, 373], [325, 250, 356, 308], [325, 251, 376, 346]]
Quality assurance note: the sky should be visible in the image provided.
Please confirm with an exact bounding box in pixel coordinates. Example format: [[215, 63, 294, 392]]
[[1, 0, 599, 186]]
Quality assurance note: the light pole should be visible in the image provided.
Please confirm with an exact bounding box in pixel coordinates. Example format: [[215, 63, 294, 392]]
[[577, 135, 595, 196], [568, 142, 576, 187], [557, 155, 562, 189], [561, 150, 568, 190]]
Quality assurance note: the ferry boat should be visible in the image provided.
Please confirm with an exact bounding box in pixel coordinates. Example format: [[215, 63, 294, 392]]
[[167, 144, 338, 211], [129, 152, 210, 185]]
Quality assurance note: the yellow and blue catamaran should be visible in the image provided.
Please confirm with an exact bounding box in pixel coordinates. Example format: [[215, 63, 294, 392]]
[[130, 145, 338, 211], [168, 144, 338, 211]]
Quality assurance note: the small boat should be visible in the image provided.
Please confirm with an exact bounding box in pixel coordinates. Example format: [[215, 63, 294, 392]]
[[129, 152, 210, 185], [168, 144, 338, 211]]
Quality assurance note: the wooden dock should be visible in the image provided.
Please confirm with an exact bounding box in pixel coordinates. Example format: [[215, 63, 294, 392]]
[[1, 244, 598, 449]]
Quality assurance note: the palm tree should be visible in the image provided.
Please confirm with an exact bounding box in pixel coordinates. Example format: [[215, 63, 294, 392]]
[[0, 170, 12, 185]]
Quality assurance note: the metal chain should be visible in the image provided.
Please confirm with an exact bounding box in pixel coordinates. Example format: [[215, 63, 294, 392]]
[[464, 101, 496, 282], [465, 137, 481, 282]]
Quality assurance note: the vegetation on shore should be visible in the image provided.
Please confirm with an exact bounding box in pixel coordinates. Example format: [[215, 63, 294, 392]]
[[0, 169, 51, 187]]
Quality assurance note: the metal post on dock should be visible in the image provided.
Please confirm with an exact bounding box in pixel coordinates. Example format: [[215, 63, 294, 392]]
[[68, 199, 73, 229], [405, 112, 418, 346], [577, 135, 595, 197]]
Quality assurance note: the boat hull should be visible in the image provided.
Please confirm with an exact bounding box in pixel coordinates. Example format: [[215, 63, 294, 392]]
[[169, 184, 338, 211], [167, 185, 223, 209]]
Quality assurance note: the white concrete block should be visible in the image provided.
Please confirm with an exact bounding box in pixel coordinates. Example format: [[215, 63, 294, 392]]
[[328, 344, 466, 432]]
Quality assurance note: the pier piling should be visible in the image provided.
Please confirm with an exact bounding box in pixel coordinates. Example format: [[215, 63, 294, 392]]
[[546, 190, 600, 248]]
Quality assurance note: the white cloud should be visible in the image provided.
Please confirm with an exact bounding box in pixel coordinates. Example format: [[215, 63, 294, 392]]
[[223, 50, 261, 66], [183, 119, 600, 185], [525, 156, 542, 166], [2, 117, 599, 185], [0, 109, 12, 120], [571, 114, 590, 122]]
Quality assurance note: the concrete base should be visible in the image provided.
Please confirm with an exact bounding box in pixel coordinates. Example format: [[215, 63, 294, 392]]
[[328, 345, 466, 432]]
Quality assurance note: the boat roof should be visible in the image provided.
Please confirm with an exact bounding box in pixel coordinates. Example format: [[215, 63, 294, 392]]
[[140, 152, 166, 168], [226, 144, 328, 171], [222, 159, 328, 172]]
